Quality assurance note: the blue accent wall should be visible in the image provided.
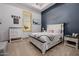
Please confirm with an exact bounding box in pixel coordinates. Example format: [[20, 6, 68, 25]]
[[42, 3, 79, 35]]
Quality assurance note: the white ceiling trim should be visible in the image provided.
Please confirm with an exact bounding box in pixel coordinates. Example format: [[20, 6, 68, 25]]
[[21, 3, 55, 12], [6, 3, 55, 12], [41, 3, 55, 11]]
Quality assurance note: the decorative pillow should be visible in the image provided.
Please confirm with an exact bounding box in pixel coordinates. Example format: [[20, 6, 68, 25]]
[[54, 30, 61, 34], [48, 30, 54, 33]]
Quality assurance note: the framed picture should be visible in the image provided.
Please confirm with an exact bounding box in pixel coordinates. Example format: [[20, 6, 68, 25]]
[[11, 15, 20, 24], [22, 11, 32, 32]]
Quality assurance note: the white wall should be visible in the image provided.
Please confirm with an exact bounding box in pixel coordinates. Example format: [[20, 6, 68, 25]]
[[0, 3, 41, 41]]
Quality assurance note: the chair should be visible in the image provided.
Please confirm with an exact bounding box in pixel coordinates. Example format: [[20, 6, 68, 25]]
[[0, 41, 8, 56]]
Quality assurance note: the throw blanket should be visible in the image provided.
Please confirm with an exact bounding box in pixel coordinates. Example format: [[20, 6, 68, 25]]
[[37, 35, 55, 41], [30, 34, 57, 43]]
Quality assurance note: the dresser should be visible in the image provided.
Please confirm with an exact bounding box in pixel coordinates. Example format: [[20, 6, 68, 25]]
[[9, 27, 23, 42], [64, 36, 79, 49]]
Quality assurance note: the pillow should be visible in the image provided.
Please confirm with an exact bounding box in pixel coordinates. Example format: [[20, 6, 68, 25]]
[[47, 30, 54, 33], [38, 36, 50, 43], [54, 30, 61, 34]]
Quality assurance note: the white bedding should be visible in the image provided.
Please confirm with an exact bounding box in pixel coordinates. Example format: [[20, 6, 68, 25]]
[[30, 24, 64, 54], [32, 32, 61, 36], [31, 32, 62, 42], [30, 32, 62, 54]]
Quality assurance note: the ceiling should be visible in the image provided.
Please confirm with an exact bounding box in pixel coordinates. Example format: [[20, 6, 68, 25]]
[[7, 3, 55, 12], [21, 3, 55, 12]]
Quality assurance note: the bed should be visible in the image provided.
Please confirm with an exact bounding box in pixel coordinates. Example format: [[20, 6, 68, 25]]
[[30, 24, 64, 54]]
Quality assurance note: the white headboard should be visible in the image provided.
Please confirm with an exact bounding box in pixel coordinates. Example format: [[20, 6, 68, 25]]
[[47, 24, 64, 32], [47, 24, 64, 38], [47, 24, 64, 39]]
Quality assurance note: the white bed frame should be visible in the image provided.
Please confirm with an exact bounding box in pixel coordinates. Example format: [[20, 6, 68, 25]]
[[30, 24, 64, 54], [47, 24, 64, 40]]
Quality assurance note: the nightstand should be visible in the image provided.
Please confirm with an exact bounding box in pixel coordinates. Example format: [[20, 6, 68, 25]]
[[64, 36, 79, 50]]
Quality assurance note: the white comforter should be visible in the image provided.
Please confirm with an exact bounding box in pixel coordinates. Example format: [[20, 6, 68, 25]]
[[32, 32, 62, 37], [30, 32, 62, 54], [31, 32, 62, 42]]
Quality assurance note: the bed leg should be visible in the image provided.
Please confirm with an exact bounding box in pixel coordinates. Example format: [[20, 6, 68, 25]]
[[42, 50, 45, 55], [42, 52, 45, 55]]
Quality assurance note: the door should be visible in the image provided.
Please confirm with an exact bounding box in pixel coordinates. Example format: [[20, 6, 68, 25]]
[[0, 22, 8, 41], [0, 23, 3, 41]]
